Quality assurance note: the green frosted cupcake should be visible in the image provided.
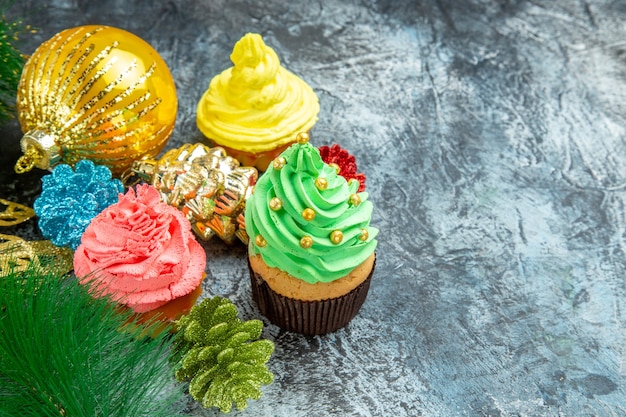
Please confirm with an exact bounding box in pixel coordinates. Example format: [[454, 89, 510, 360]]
[[245, 133, 378, 335]]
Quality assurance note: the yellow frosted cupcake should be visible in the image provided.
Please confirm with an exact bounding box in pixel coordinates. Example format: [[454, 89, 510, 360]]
[[196, 33, 319, 171]]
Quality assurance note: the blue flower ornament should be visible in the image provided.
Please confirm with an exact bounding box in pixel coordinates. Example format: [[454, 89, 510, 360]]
[[34, 160, 124, 250]]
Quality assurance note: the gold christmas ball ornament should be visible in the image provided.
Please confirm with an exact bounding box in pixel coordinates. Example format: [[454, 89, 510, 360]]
[[15, 25, 177, 176], [127, 143, 258, 244]]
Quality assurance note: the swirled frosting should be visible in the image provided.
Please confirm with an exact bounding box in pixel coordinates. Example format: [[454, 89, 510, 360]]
[[196, 33, 319, 153], [73, 184, 206, 313], [245, 140, 378, 284]]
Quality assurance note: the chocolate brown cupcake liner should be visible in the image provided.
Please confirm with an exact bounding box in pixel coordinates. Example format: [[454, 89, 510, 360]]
[[248, 257, 376, 335]]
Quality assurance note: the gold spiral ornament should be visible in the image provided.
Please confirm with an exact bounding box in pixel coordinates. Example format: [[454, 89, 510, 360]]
[[15, 25, 177, 176]]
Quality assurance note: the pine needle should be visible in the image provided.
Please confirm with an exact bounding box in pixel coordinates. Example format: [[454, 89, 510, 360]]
[[0, 2, 28, 123], [0, 262, 186, 417]]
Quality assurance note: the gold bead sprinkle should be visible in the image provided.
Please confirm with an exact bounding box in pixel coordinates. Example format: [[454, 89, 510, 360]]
[[296, 132, 310, 144], [315, 177, 328, 190], [349, 193, 361, 206], [329, 162, 340, 174], [330, 230, 343, 244], [348, 178, 359, 188], [269, 197, 283, 211], [255, 234, 267, 247], [300, 236, 313, 248], [359, 228, 369, 241], [273, 156, 286, 170], [302, 207, 316, 221]]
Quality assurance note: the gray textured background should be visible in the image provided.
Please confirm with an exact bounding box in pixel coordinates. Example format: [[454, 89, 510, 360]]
[[1, 1, 625, 416]]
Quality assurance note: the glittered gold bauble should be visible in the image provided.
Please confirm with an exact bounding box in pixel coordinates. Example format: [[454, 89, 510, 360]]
[[127, 143, 257, 244], [15, 25, 177, 176]]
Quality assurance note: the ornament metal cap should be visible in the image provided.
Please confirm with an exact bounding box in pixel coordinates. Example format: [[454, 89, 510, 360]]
[[15, 130, 62, 173], [122, 159, 158, 186]]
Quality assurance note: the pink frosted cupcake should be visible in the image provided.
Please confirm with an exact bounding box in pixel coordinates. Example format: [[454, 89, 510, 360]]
[[73, 184, 206, 328]]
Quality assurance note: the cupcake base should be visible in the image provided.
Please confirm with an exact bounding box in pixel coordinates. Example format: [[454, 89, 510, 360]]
[[248, 257, 375, 335], [216, 142, 294, 172], [121, 277, 205, 337]]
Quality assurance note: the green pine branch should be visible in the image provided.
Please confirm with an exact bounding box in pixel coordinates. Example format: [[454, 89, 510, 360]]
[[0, 2, 27, 123], [0, 262, 186, 417], [173, 296, 275, 413]]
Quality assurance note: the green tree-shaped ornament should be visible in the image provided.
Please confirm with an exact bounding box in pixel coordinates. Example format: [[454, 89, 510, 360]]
[[173, 296, 275, 413]]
